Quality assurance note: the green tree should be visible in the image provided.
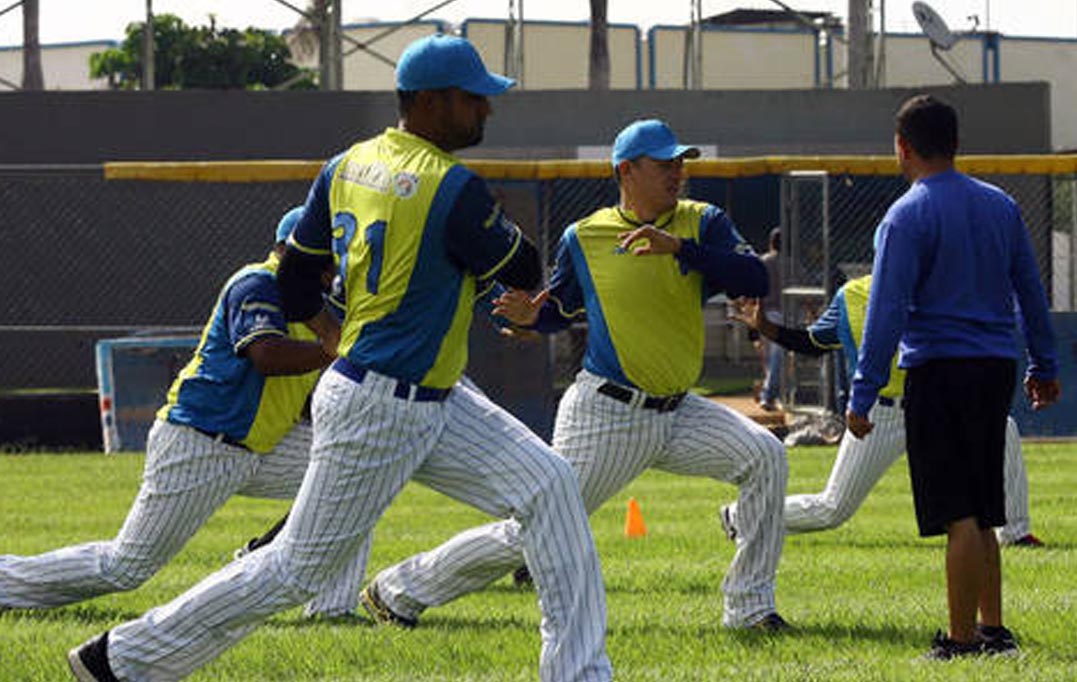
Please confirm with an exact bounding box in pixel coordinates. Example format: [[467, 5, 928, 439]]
[[90, 14, 315, 90]]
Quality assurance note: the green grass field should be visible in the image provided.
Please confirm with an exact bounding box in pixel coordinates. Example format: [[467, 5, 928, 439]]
[[1, 441, 1076, 681]]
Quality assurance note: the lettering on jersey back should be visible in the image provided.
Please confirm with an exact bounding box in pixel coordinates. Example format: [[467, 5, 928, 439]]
[[339, 160, 390, 193]]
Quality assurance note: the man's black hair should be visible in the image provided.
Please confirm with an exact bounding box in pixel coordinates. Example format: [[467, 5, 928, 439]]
[[895, 94, 959, 160]]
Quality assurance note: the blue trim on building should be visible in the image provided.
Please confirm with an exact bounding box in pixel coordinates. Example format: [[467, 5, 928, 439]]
[[991, 33, 1001, 82], [647, 25, 658, 89], [0, 38, 116, 51]]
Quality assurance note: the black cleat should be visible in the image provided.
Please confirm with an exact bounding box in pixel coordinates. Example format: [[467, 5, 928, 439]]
[[359, 583, 417, 629], [749, 612, 792, 633], [67, 632, 120, 682], [978, 624, 1020, 656], [922, 630, 983, 661], [719, 504, 737, 542], [512, 565, 534, 589]]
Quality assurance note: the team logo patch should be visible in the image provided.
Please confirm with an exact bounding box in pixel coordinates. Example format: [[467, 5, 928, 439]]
[[393, 172, 420, 198], [251, 313, 273, 332]]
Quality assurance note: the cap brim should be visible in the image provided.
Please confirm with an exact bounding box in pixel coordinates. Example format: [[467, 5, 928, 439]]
[[459, 71, 516, 96], [648, 143, 701, 161]]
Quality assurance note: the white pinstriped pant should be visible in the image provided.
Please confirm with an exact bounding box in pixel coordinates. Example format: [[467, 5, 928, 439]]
[[374, 369, 788, 628], [725, 403, 1032, 541], [0, 419, 365, 616], [105, 367, 611, 682]]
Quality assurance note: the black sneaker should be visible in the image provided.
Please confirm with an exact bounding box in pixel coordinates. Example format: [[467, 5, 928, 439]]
[[719, 504, 737, 542], [923, 630, 983, 660], [750, 612, 792, 633], [359, 583, 418, 629], [512, 565, 534, 589], [978, 624, 1020, 656], [67, 632, 120, 682]]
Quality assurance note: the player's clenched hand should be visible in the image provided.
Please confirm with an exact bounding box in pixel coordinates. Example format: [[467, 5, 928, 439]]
[[493, 288, 548, 327], [730, 297, 764, 330], [1025, 376, 1061, 411], [845, 410, 873, 439], [618, 225, 682, 256]]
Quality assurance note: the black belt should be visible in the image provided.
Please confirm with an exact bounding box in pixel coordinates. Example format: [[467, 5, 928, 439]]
[[597, 382, 685, 413], [877, 395, 905, 409], [189, 425, 250, 451], [332, 358, 451, 403]]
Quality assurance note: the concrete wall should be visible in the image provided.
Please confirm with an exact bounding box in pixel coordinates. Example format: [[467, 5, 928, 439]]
[[0, 40, 112, 90], [883, 34, 987, 87], [4, 27, 1077, 150], [649, 26, 823, 90], [463, 19, 641, 90], [0, 82, 1049, 164], [1001, 38, 1077, 151]]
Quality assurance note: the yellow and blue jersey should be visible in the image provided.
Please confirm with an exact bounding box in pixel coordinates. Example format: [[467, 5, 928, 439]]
[[807, 275, 904, 399], [534, 200, 766, 396], [157, 253, 320, 453], [289, 127, 525, 389]]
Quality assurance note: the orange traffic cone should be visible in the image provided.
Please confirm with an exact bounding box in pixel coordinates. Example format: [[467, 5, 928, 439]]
[[624, 497, 647, 538]]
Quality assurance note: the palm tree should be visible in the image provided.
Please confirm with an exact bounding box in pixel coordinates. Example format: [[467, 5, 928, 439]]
[[285, 0, 322, 67], [588, 0, 609, 90], [22, 0, 44, 90]]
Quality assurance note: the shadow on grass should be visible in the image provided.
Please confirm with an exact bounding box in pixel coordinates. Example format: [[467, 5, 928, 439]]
[[608, 618, 929, 648], [268, 611, 536, 633], [0, 603, 142, 625]]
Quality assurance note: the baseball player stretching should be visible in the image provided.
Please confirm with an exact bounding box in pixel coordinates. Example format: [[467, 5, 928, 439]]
[[721, 276, 1043, 547], [68, 35, 611, 682], [0, 208, 366, 620], [363, 119, 790, 631]]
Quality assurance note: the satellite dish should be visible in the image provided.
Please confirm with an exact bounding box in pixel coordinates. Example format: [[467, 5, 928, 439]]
[[912, 1, 959, 50], [911, 1, 966, 83]]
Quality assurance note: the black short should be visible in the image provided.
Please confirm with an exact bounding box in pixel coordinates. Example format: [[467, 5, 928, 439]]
[[903, 357, 1016, 537]]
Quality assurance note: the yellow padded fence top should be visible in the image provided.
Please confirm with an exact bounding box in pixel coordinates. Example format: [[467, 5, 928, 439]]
[[103, 155, 1077, 183]]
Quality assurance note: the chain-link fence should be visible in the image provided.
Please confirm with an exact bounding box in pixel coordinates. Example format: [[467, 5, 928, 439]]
[[2, 158, 1073, 423], [776, 166, 1074, 410]]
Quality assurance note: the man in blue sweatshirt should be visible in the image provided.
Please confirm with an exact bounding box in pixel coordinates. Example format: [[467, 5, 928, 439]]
[[847, 94, 1060, 660]]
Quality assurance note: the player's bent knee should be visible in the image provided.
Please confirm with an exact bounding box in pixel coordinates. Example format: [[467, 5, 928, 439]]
[[818, 506, 851, 529], [526, 452, 584, 508], [102, 559, 161, 591], [757, 437, 788, 479]]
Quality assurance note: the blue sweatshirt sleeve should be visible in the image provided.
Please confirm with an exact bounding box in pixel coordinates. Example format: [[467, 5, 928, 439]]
[[1009, 207, 1058, 380], [676, 205, 768, 299], [849, 214, 917, 415]]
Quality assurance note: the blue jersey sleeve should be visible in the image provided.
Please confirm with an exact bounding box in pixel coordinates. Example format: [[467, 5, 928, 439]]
[[531, 229, 586, 333], [288, 154, 344, 255], [225, 272, 288, 354], [807, 292, 844, 349], [445, 172, 525, 281], [677, 205, 768, 299]]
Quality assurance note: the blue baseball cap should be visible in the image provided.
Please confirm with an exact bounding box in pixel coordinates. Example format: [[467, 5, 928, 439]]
[[276, 206, 304, 243], [396, 34, 515, 96], [611, 119, 701, 168]]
